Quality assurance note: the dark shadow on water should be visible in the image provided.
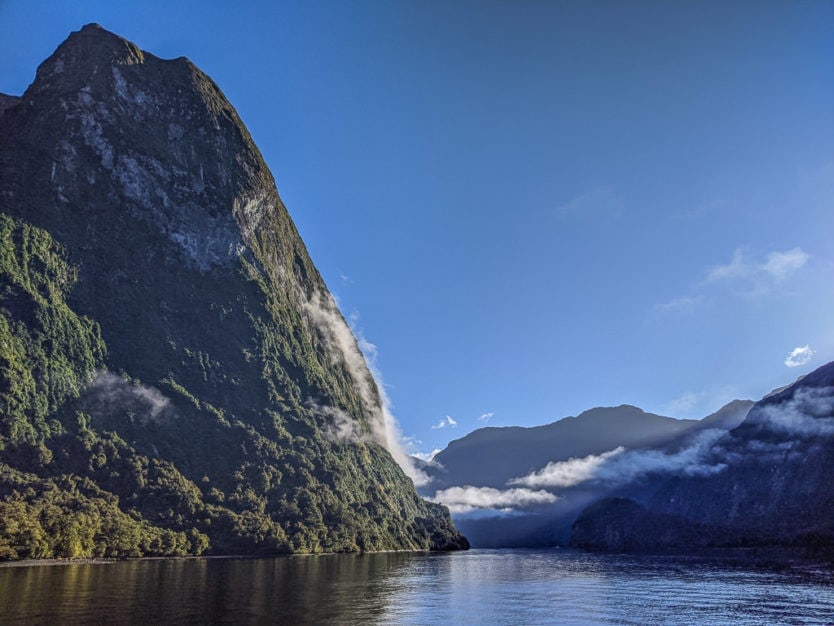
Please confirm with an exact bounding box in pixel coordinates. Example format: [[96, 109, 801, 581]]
[[0, 552, 425, 624]]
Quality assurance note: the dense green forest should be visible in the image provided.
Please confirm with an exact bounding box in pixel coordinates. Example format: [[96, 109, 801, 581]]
[[0, 24, 466, 560], [0, 212, 461, 559]]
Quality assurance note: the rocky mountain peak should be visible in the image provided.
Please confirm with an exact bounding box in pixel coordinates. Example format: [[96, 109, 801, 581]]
[[30, 24, 146, 97], [3, 24, 278, 273], [0, 25, 467, 557]]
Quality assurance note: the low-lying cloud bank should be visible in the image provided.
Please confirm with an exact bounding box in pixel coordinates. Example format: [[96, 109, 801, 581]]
[[510, 429, 729, 490], [509, 447, 625, 489], [756, 386, 834, 436], [430, 380, 834, 516], [430, 485, 558, 514]]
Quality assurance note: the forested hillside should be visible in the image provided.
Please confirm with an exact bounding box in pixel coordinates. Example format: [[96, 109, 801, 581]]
[[0, 24, 466, 559]]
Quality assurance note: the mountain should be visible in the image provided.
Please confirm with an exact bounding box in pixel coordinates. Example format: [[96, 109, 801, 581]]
[[419, 402, 752, 547], [424, 406, 701, 490], [0, 24, 466, 560], [571, 361, 834, 554]]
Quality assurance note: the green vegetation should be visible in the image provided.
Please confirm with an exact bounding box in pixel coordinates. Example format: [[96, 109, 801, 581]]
[[0, 212, 464, 560], [0, 24, 465, 561], [0, 214, 104, 445]]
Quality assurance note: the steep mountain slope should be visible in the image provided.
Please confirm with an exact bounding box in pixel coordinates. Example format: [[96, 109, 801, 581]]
[[571, 361, 834, 553], [0, 24, 466, 559]]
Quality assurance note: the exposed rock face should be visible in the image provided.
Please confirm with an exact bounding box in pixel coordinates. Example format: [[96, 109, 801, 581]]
[[570, 362, 834, 553], [0, 24, 467, 558]]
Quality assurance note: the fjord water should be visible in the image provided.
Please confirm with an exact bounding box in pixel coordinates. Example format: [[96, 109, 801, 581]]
[[1, 549, 832, 624]]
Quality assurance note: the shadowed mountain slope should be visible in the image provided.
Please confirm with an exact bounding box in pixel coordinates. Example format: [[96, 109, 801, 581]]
[[571, 361, 834, 553], [419, 402, 751, 547]]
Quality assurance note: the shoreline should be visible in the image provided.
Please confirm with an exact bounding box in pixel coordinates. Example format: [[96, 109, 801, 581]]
[[0, 548, 451, 569]]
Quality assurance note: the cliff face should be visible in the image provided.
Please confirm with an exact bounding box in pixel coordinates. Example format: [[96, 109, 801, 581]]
[[0, 24, 467, 559], [570, 362, 834, 553]]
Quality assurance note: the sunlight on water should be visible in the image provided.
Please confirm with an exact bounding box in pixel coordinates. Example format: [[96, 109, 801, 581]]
[[0, 549, 832, 624]]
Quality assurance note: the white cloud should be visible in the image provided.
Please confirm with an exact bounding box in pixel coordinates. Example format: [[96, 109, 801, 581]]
[[432, 415, 457, 430], [302, 290, 431, 487], [705, 247, 809, 295], [412, 449, 442, 463], [508, 447, 624, 488], [706, 248, 749, 283], [756, 386, 834, 437], [654, 295, 703, 313], [307, 401, 365, 444], [88, 371, 174, 424], [554, 188, 623, 219], [430, 485, 558, 514], [478, 412, 494, 422], [510, 429, 728, 490], [658, 246, 811, 311], [785, 345, 815, 368], [303, 291, 378, 414], [762, 248, 810, 281]]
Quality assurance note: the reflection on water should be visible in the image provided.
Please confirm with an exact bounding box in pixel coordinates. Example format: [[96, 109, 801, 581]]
[[1, 549, 832, 624]]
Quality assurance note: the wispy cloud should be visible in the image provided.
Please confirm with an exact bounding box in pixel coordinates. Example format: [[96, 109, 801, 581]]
[[656, 246, 811, 312], [88, 371, 174, 424], [432, 415, 458, 430], [478, 412, 494, 422], [705, 247, 809, 295], [762, 249, 810, 281], [755, 386, 834, 436], [302, 290, 431, 486], [307, 401, 366, 444], [509, 428, 729, 490], [430, 485, 558, 514], [785, 345, 814, 368], [508, 448, 624, 489], [501, 385, 834, 498], [412, 449, 442, 463], [554, 188, 623, 219], [662, 385, 740, 419], [654, 295, 703, 314], [664, 392, 700, 416]]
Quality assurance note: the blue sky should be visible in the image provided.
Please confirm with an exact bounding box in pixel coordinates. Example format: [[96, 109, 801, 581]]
[[2, 1, 832, 459]]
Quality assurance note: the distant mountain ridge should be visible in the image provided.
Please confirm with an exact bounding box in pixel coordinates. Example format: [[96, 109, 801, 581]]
[[419, 401, 753, 547], [571, 361, 834, 553], [430, 407, 663, 489], [0, 24, 466, 560]]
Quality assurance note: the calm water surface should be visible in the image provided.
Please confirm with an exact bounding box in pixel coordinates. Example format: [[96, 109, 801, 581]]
[[1, 548, 833, 624]]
